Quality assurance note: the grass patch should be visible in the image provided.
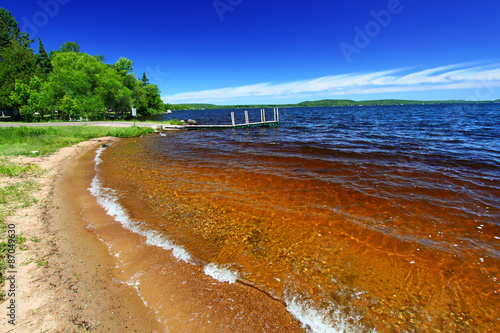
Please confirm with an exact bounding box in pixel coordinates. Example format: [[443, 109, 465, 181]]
[[16, 234, 28, 251], [0, 181, 40, 207], [0, 125, 154, 156], [0, 157, 43, 177], [36, 259, 48, 267], [0, 174, 41, 300]]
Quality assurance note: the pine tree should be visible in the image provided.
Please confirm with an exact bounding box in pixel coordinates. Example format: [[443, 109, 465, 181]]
[[0, 8, 32, 56], [0, 8, 35, 110], [37, 36, 52, 77], [141, 72, 149, 87]]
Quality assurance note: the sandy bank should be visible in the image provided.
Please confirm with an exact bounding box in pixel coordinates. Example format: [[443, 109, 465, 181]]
[[1, 137, 305, 332], [1, 138, 163, 332]]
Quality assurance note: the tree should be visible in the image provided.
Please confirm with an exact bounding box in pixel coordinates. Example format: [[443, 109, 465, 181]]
[[144, 84, 164, 113], [114, 57, 137, 95], [59, 94, 82, 119], [49, 41, 81, 59], [0, 41, 37, 110], [10, 76, 47, 121], [37, 37, 52, 78], [114, 57, 133, 76], [0, 8, 31, 54], [0, 8, 36, 111], [141, 72, 149, 87], [41, 52, 132, 119], [58, 41, 80, 53], [94, 54, 106, 63]]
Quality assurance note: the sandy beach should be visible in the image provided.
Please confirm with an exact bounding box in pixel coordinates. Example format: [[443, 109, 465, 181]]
[[0, 138, 305, 332]]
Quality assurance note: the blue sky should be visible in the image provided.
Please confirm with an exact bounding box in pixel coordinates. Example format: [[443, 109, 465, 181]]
[[3, 0, 500, 104]]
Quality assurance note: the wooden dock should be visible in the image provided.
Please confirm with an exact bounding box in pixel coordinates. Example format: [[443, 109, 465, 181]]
[[162, 108, 280, 131]]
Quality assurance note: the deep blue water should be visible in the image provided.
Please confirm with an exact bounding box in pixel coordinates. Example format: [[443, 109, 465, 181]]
[[151, 103, 500, 183]]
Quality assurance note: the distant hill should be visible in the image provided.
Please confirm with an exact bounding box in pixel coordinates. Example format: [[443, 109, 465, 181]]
[[171, 99, 496, 110]]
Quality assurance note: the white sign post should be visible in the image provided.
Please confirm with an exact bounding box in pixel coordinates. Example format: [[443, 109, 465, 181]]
[[132, 108, 137, 126]]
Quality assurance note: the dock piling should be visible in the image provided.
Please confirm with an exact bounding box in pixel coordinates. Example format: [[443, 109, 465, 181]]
[[163, 110, 279, 130]]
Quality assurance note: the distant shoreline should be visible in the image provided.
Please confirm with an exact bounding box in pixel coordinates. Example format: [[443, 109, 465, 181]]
[[170, 99, 500, 110]]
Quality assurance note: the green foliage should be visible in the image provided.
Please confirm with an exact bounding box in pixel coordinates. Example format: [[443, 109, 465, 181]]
[[114, 57, 134, 76], [0, 181, 39, 206], [141, 72, 149, 87], [0, 8, 31, 53], [37, 37, 52, 78], [0, 40, 37, 110], [0, 12, 166, 120], [57, 41, 80, 53], [94, 54, 106, 63], [10, 76, 45, 121], [0, 158, 40, 176], [40, 52, 134, 119], [143, 84, 163, 114]]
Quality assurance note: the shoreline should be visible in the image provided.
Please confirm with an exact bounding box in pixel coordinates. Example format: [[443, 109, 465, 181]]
[[1, 137, 163, 332], [1, 137, 306, 332]]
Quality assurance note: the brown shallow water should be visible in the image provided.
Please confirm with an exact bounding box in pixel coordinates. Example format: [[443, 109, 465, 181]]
[[93, 124, 499, 332]]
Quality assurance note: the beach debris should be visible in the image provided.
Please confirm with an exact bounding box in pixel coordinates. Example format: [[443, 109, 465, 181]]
[[30, 151, 39, 154], [187, 119, 198, 125]]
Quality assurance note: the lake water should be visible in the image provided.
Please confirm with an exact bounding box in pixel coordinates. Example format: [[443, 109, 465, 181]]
[[94, 104, 499, 332]]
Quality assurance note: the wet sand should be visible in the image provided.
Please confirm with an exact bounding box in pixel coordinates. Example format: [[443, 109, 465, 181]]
[[1, 138, 162, 332], [0, 138, 305, 332]]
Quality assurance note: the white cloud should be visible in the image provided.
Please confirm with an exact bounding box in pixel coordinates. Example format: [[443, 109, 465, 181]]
[[162, 62, 500, 103]]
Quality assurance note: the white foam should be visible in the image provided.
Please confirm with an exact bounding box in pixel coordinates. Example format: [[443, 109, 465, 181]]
[[94, 145, 105, 166], [285, 295, 372, 333], [203, 263, 239, 284], [89, 147, 193, 265]]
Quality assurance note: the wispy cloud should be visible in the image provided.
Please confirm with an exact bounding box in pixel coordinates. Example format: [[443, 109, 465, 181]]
[[162, 62, 500, 103]]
